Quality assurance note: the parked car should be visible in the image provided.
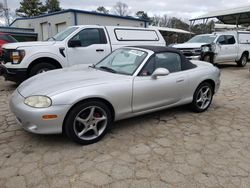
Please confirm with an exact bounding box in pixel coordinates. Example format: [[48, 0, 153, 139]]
[[173, 31, 250, 67], [0, 25, 165, 83], [0, 33, 17, 57], [10, 46, 220, 145]]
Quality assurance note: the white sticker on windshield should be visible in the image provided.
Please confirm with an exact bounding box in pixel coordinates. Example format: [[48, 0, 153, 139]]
[[128, 50, 144, 56]]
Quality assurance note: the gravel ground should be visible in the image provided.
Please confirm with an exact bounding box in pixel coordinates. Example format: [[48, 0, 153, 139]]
[[0, 64, 250, 188]]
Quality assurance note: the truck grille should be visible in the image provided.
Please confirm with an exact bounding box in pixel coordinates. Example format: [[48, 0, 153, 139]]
[[178, 48, 201, 57], [1, 49, 12, 64]]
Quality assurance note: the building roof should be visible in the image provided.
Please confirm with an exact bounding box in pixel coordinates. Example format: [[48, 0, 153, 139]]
[[149, 26, 193, 34], [10, 9, 148, 26], [190, 5, 250, 24]]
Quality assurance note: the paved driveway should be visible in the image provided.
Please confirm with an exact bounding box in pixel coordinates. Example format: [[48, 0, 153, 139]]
[[0, 64, 250, 188]]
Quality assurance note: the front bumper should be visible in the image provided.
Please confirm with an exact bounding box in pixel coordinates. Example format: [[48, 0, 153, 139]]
[[186, 55, 201, 60], [0, 63, 27, 83], [9, 90, 71, 134]]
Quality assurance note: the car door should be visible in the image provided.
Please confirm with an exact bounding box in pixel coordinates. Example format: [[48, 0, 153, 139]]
[[225, 35, 238, 61], [215, 35, 237, 62], [66, 28, 111, 66], [132, 52, 187, 113]]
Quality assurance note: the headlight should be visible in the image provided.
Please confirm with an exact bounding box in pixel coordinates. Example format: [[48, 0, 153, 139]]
[[24, 96, 52, 108], [201, 46, 210, 52], [11, 50, 25, 64]]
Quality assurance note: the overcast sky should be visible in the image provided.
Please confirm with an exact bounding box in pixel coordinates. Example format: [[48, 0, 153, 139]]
[[5, 0, 250, 21]]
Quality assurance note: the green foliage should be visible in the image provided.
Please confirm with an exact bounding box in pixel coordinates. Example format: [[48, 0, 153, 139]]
[[96, 6, 109, 14], [45, 0, 62, 13], [16, 0, 61, 17], [16, 0, 45, 17], [135, 11, 150, 21]]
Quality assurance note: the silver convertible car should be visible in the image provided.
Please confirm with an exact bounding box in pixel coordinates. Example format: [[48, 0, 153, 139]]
[[10, 46, 220, 145]]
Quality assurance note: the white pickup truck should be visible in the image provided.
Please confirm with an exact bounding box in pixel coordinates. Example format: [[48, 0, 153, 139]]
[[0, 25, 165, 83], [173, 31, 250, 67]]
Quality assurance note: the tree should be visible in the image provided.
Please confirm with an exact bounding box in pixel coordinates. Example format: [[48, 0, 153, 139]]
[[16, 0, 44, 17], [113, 2, 130, 16], [135, 11, 150, 21], [96, 6, 109, 14], [151, 15, 161, 26], [45, 0, 61, 13]]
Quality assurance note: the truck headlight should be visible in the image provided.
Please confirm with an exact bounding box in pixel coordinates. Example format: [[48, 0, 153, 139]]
[[201, 46, 210, 52], [11, 50, 25, 64], [24, 96, 52, 108]]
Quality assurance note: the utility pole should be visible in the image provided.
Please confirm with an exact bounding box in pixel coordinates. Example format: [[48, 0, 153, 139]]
[[3, 0, 10, 26]]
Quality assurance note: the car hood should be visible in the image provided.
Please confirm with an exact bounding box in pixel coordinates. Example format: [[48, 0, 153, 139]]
[[191, 60, 214, 67], [3, 41, 56, 49], [18, 65, 129, 97], [173, 43, 208, 49]]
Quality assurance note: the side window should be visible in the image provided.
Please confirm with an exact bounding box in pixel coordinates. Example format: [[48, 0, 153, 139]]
[[226, 35, 236, 44], [139, 56, 155, 76], [140, 52, 182, 76], [70, 28, 106, 47], [217, 35, 227, 45], [155, 52, 182, 73]]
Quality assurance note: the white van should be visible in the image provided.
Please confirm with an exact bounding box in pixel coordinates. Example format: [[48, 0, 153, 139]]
[[0, 25, 165, 83]]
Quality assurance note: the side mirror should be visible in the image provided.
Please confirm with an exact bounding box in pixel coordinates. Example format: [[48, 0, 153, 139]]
[[68, 40, 82, 48], [151, 68, 170, 79]]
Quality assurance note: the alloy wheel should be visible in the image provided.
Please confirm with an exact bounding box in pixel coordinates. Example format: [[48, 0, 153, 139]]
[[73, 106, 108, 141], [196, 86, 212, 110]]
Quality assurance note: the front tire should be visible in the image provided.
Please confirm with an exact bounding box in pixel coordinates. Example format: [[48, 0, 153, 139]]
[[29, 63, 57, 77], [237, 53, 248, 67], [203, 55, 211, 63], [190, 82, 213, 113], [64, 101, 112, 145]]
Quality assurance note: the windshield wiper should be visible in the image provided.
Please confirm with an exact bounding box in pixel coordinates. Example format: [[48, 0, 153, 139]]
[[99, 66, 117, 73]]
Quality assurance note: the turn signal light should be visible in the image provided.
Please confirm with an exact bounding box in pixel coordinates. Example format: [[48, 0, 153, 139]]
[[42, 115, 58, 120]]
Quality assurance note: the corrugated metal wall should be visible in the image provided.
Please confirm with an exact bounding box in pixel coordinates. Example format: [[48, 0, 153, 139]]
[[12, 12, 74, 40], [11, 12, 145, 41]]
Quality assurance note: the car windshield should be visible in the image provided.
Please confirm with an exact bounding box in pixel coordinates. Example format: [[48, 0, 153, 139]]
[[48, 27, 79, 41], [95, 48, 147, 75], [187, 35, 216, 44]]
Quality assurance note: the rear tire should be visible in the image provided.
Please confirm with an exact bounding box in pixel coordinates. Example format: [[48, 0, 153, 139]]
[[190, 82, 213, 113], [29, 62, 57, 77], [64, 101, 112, 145], [237, 53, 248, 67]]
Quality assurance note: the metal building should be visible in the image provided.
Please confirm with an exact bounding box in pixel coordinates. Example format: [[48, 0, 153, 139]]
[[0, 26, 37, 41], [10, 9, 148, 41]]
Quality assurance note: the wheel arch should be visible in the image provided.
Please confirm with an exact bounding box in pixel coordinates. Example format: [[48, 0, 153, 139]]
[[27, 57, 62, 75], [62, 97, 115, 134], [198, 79, 215, 94], [242, 51, 249, 58]]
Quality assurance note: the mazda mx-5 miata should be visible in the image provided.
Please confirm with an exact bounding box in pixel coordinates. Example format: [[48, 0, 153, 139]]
[[10, 46, 220, 145]]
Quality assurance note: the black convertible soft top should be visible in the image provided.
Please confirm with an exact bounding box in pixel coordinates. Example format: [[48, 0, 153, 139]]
[[129, 45, 197, 70]]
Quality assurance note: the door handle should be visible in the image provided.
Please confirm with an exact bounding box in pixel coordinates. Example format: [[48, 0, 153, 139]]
[[177, 78, 184, 83], [96, 49, 104, 52]]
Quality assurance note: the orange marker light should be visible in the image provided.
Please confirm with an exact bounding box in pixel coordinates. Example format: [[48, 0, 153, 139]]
[[42, 115, 58, 120]]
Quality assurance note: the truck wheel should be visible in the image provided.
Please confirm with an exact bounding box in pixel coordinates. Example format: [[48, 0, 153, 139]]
[[29, 63, 57, 77], [64, 101, 112, 145], [203, 55, 211, 63], [237, 54, 248, 67]]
